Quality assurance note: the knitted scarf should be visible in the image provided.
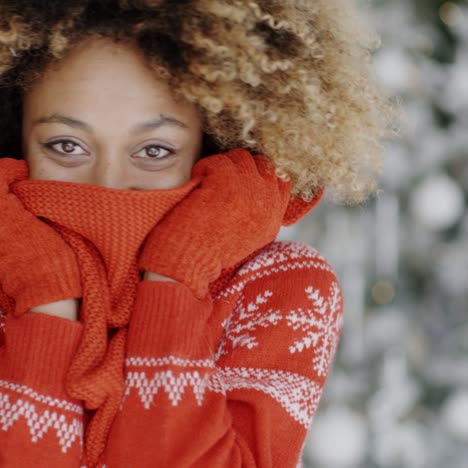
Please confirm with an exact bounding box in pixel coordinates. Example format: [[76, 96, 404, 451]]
[[0, 149, 323, 466]]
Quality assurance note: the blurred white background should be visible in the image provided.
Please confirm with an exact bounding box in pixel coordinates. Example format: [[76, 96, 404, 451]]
[[278, 1, 468, 467]]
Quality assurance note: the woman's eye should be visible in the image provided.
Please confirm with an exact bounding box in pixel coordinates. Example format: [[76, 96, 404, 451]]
[[43, 140, 174, 161], [133, 145, 174, 161], [45, 140, 87, 156]]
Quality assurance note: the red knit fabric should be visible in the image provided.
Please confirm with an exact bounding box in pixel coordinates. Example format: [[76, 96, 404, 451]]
[[4, 160, 202, 465], [0, 149, 337, 467], [0, 159, 82, 318], [138, 149, 320, 301]]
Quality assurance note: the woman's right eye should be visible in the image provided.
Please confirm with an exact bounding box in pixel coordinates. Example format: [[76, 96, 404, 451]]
[[44, 139, 87, 156]]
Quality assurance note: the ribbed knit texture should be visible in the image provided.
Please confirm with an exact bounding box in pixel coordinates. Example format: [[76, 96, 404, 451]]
[[0, 148, 323, 466], [6, 169, 200, 466], [1, 240, 343, 468], [2, 312, 82, 395], [138, 150, 324, 300], [0, 160, 82, 317]]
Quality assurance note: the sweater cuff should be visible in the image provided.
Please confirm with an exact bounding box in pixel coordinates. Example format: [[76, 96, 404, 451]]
[[127, 280, 213, 358], [0, 312, 83, 401]]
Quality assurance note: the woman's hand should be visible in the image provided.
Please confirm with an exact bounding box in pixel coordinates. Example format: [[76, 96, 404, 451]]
[[0, 158, 82, 318], [30, 298, 80, 321], [138, 148, 292, 299], [143, 271, 178, 282]]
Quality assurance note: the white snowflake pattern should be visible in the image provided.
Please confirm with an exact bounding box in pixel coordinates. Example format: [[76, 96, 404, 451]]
[[215, 290, 283, 360], [215, 279, 343, 378], [214, 241, 335, 301], [285, 281, 343, 377]]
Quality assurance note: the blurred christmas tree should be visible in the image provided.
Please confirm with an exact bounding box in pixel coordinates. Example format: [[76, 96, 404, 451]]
[[278, 1, 468, 467]]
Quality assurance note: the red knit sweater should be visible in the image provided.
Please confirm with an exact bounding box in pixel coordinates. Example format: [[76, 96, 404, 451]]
[[0, 150, 343, 467], [1, 239, 343, 468]]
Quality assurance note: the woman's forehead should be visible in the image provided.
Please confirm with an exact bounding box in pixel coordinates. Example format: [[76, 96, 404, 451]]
[[23, 37, 200, 121]]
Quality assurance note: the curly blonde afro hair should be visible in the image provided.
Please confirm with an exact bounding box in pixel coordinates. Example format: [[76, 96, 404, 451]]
[[0, 0, 399, 203]]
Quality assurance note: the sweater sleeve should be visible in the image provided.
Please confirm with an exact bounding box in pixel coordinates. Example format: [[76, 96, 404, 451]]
[[0, 311, 84, 468], [103, 241, 344, 468]]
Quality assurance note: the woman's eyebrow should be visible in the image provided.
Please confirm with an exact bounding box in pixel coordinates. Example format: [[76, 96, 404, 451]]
[[131, 116, 190, 133], [32, 113, 190, 133]]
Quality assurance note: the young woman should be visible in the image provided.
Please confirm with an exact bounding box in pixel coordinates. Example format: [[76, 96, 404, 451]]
[[0, 1, 395, 467]]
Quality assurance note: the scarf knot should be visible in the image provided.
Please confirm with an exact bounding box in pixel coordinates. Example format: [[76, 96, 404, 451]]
[[11, 175, 201, 466]]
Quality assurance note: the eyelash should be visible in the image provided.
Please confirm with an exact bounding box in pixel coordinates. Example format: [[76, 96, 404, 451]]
[[43, 139, 175, 161]]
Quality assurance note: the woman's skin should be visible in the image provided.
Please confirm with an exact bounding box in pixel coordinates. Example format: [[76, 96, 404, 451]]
[[21, 36, 204, 320]]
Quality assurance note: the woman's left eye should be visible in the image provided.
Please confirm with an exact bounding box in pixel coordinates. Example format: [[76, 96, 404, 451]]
[[133, 145, 174, 161]]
